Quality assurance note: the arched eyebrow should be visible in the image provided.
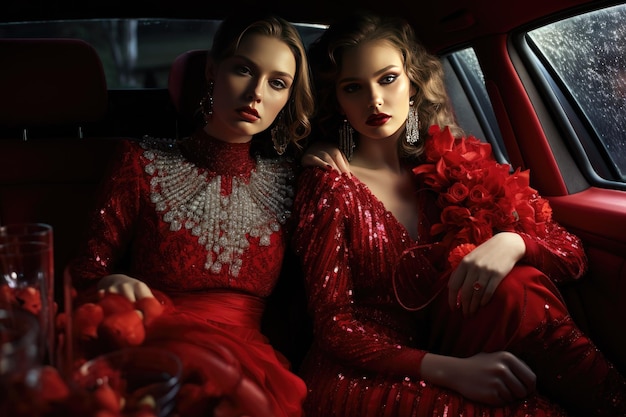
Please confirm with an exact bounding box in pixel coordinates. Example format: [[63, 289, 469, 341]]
[[232, 54, 295, 81], [338, 64, 400, 84]]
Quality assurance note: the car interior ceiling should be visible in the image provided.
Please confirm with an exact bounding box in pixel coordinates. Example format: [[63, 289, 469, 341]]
[[2, 0, 597, 54]]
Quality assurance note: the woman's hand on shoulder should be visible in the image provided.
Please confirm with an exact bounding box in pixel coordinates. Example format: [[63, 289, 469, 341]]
[[448, 232, 525, 314], [97, 273, 154, 302], [301, 141, 352, 176], [421, 351, 536, 405]]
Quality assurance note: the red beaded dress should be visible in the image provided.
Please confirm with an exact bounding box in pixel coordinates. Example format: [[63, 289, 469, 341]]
[[68, 130, 306, 417], [291, 133, 626, 416]]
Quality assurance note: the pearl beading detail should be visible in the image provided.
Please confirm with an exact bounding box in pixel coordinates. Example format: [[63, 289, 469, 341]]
[[142, 142, 294, 277]]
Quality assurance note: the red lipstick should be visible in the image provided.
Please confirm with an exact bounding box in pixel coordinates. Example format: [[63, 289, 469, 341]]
[[366, 113, 391, 126], [237, 106, 260, 122]]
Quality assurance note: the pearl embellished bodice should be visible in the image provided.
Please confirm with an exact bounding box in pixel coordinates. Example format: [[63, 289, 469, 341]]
[[69, 130, 295, 296]]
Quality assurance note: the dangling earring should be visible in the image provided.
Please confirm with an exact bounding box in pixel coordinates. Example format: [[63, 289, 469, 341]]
[[200, 80, 215, 122], [271, 111, 290, 155], [339, 118, 355, 161], [406, 99, 420, 145]]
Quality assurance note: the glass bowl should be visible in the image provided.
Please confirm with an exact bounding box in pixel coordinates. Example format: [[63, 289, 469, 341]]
[[73, 346, 182, 416]]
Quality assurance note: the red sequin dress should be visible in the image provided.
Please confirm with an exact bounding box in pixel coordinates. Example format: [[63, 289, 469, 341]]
[[68, 130, 306, 417], [291, 165, 626, 417]]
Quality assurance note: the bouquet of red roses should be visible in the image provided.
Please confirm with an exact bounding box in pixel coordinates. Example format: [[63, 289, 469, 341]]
[[412, 125, 553, 269]]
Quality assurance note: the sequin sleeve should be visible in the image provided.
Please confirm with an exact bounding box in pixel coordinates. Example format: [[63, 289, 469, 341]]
[[516, 195, 588, 282], [292, 167, 427, 378], [68, 140, 145, 289]]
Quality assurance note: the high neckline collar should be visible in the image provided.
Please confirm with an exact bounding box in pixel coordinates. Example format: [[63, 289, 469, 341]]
[[180, 129, 255, 176]]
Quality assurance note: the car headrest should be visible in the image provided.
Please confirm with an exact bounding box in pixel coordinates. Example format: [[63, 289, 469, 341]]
[[168, 49, 208, 121], [0, 38, 108, 128]]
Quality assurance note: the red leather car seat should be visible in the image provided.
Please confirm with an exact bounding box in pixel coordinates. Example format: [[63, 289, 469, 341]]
[[167, 49, 208, 137], [0, 38, 119, 292], [0, 38, 108, 138]]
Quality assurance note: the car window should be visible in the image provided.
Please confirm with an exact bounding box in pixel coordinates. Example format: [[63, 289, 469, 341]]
[[527, 4, 626, 183], [0, 19, 326, 89], [443, 48, 509, 164]]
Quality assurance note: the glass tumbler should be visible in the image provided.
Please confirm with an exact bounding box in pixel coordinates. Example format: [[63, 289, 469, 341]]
[[0, 223, 55, 365], [0, 239, 52, 367], [0, 308, 42, 415]]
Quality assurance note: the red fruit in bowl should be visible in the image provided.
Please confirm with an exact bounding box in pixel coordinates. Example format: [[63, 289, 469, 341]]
[[127, 404, 159, 417], [98, 292, 135, 315], [15, 286, 42, 316], [98, 310, 145, 348], [134, 297, 164, 326], [92, 383, 121, 413], [0, 285, 16, 308], [93, 410, 119, 417], [175, 383, 218, 417], [74, 302, 104, 340], [55, 311, 68, 332], [40, 365, 70, 402], [125, 393, 159, 417]]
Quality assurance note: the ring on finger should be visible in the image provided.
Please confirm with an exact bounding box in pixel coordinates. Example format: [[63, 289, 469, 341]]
[[472, 281, 483, 291]]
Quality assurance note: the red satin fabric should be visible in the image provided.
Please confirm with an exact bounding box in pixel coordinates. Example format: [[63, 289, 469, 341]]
[[163, 290, 265, 328]]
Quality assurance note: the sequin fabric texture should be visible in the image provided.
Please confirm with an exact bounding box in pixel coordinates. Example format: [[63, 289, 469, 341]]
[[291, 166, 626, 417]]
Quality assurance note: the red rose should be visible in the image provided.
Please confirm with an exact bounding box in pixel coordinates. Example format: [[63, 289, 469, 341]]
[[466, 217, 493, 244], [444, 161, 470, 181], [473, 208, 497, 228], [442, 182, 469, 204], [414, 125, 542, 263], [468, 184, 492, 205], [440, 205, 473, 227]]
